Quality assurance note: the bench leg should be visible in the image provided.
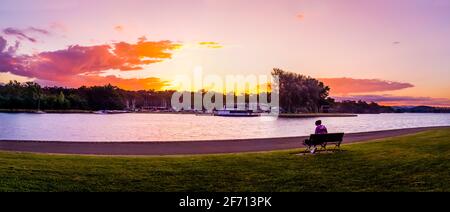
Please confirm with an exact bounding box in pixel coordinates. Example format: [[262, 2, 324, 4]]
[[303, 144, 312, 153], [303, 145, 318, 154], [335, 143, 342, 151], [303, 139, 315, 153], [321, 143, 327, 152]]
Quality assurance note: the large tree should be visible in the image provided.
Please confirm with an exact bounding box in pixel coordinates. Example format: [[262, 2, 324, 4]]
[[272, 68, 330, 113]]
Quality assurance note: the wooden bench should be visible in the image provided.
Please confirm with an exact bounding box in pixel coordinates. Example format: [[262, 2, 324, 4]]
[[303, 133, 345, 152]]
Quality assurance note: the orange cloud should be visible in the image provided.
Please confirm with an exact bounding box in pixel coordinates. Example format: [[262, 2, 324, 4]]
[[319, 78, 414, 94], [114, 25, 124, 32], [296, 13, 305, 20], [114, 39, 181, 68], [199, 41, 223, 48], [199, 42, 218, 45], [0, 36, 181, 90]]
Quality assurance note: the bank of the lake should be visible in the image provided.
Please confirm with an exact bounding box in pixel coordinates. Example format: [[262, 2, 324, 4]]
[[0, 109, 359, 117], [0, 109, 93, 113], [0, 128, 448, 192], [0, 127, 446, 155], [278, 113, 357, 118]]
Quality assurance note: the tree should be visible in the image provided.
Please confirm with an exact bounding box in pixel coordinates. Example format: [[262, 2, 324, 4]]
[[271, 68, 330, 113]]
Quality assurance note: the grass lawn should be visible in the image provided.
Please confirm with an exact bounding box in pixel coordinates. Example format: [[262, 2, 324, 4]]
[[0, 128, 449, 192]]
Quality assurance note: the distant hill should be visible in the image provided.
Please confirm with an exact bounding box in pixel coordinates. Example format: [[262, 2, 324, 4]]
[[329, 100, 395, 114], [329, 101, 450, 114], [392, 106, 450, 113]]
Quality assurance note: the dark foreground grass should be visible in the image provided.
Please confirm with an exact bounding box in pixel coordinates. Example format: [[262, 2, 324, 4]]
[[0, 128, 449, 192]]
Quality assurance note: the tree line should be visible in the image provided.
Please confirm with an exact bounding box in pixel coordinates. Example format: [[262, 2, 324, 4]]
[[0, 81, 176, 111], [0, 68, 398, 113]]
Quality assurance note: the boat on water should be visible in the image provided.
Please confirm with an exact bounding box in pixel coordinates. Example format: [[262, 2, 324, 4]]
[[214, 109, 260, 117]]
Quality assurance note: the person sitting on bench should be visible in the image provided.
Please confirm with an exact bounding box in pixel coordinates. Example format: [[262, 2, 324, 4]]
[[314, 120, 328, 134], [304, 120, 328, 153]]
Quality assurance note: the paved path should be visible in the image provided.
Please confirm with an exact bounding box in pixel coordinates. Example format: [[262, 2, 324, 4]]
[[0, 126, 447, 156]]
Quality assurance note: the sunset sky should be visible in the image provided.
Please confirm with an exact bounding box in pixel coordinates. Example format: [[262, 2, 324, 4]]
[[0, 0, 449, 106]]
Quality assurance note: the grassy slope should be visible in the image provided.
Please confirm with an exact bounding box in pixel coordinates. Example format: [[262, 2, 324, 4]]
[[0, 128, 449, 192]]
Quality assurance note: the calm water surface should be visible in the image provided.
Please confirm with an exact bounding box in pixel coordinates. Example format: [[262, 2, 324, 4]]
[[0, 113, 449, 142]]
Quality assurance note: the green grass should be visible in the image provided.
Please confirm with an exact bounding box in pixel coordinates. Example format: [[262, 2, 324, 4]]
[[0, 128, 449, 192]]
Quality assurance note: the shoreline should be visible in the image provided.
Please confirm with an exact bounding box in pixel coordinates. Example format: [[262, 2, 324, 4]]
[[0, 126, 448, 156], [1, 110, 449, 117], [278, 113, 357, 118], [0, 110, 359, 117], [0, 109, 94, 114]]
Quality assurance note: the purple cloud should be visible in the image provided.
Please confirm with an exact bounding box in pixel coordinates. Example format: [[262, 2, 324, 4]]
[[28, 27, 50, 35], [2, 27, 50, 43], [0, 36, 6, 52], [3, 28, 37, 42]]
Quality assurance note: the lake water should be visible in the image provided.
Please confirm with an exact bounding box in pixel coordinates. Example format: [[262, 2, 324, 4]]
[[0, 113, 449, 142]]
